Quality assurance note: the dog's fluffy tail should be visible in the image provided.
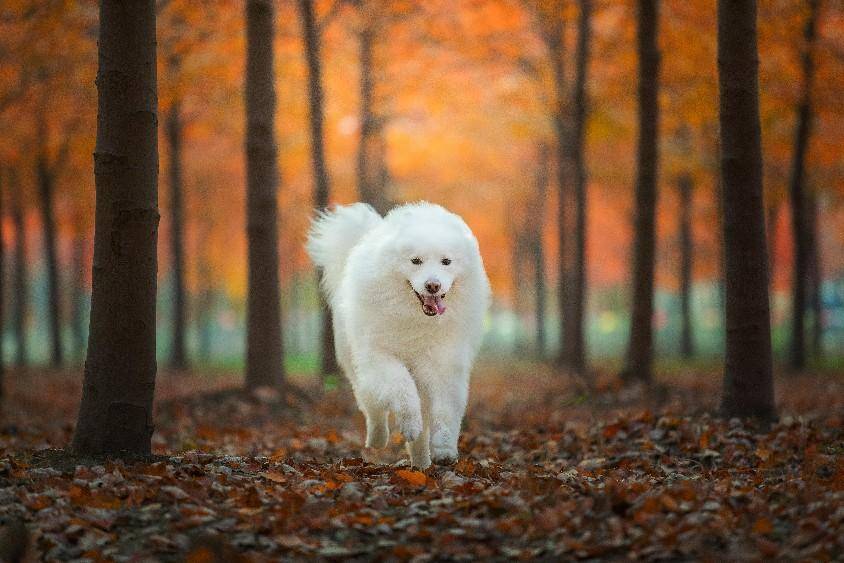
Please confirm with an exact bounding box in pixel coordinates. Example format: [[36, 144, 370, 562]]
[[306, 203, 382, 303]]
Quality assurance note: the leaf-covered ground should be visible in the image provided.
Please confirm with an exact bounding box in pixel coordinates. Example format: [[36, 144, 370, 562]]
[[1, 362, 842, 561]]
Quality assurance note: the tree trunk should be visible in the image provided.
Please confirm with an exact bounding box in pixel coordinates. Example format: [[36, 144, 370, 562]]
[[807, 191, 822, 358], [678, 173, 694, 359], [11, 171, 27, 368], [70, 232, 88, 362], [623, 0, 660, 383], [533, 144, 549, 358], [298, 0, 338, 378], [166, 99, 187, 371], [717, 0, 776, 421], [72, 0, 160, 456], [0, 167, 4, 393], [244, 0, 284, 390], [788, 0, 819, 372], [36, 111, 64, 368], [356, 24, 378, 212], [547, 17, 570, 368], [510, 224, 527, 355], [569, 0, 592, 373]]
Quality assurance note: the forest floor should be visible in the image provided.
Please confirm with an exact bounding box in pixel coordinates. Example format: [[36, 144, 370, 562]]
[[0, 361, 842, 562]]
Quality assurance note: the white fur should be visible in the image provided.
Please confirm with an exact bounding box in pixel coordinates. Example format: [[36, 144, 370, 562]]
[[307, 202, 490, 468]]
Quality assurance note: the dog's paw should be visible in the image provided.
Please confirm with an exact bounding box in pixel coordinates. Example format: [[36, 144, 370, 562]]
[[395, 407, 423, 443], [430, 424, 458, 465], [431, 451, 458, 465]]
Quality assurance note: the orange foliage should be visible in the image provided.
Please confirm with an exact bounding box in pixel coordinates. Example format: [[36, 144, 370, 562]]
[[0, 0, 842, 305]]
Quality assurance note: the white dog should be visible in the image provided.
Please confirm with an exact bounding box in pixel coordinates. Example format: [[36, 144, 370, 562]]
[[306, 202, 490, 468]]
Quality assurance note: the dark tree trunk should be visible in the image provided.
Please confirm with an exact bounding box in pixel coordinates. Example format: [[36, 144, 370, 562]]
[[355, 23, 391, 215], [788, 0, 819, 372], [0, 167, 4, 393], [36, 111, 64, 368], [356, 24, 376, 211], [298, 0, 338, 377], [569, 0, 592, 373], [166, 99, 187, 371], [532, 144, 549, 358], [244, 0, 284, 390], [678, 173, 694, 359], [11, 171, 27, 368], [623, 0, 660, 383], [717, 0, 776, 421], [72, 0, 160, 456], [807, 192, 822, 358], [546, 16, 570, 368], [510, 224, 527, 355], [70, 232, 88, 362]]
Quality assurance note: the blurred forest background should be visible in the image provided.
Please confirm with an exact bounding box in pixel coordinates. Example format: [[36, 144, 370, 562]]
[[0, 0, 842, 374]]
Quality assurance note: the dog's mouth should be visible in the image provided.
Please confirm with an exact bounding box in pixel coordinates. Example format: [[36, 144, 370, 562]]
[[409, 283, 447, 316]]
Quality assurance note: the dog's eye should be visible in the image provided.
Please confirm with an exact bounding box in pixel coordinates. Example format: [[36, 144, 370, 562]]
[[411, 257, 423, 265], [441, 258, 451, 266]]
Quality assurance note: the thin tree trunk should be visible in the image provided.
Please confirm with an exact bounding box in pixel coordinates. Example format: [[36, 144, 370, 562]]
[[717, 0, 776, 420], [36, 110, 63, 368], [547, 16, 569, 368], [678, 173, 694, 359], [510, 223, 527, 355], [244, 0, 284, 390], [788, 0, 820, 372], [166, 98, 187, 371], [70, 232, 87, 362], [533, 144, 549, 358], [807, 191, 822, 358], [356, 23, 384, 214], [623, 0, 660, 383], [569, 0, 592, 373], [0, 167, 4, 393], [11, 171, 27, 368], [72, 0, 160, 456], [298, 0, 338, 377]]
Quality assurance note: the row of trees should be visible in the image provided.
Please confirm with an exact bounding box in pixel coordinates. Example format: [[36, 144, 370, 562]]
[[511, 0, 831, 383], [0, 0, 837, 453]]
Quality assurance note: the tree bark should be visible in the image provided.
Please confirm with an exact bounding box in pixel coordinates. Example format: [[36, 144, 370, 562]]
[[678, 173, 694, 359], [0, 167, 4, 393], [717, 0, 776, 420], [533, 144, 549, 358], [788, 0, 819, 372], [298, 0, 338, 378], [510, 224, 527, 355], [807, 191, 822, 358], [244, 0, 284, 390], [36, 110, 64, 368], [72, 0, 160, 456], [11, 171, 27, 368], [546, 14, 570, 368], [166, 98, 187, 371], [356, 21, 391, 215], [623, 0, 660, 383], [70, 231, 88, 363], [569, 0, 592, 373]]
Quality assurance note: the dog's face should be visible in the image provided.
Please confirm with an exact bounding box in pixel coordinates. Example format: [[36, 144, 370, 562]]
[[388, 219, 478, 317]]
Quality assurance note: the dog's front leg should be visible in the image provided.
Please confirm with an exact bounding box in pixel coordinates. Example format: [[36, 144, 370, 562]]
[[426, 369, 469, 465], [355, 350, 423, 444]]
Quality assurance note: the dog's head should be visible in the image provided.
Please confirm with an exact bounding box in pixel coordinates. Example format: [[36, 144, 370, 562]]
[[383, 204, 482, 317]]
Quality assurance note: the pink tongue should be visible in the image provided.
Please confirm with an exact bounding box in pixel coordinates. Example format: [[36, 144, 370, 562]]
[[422, 294, 446, 316]]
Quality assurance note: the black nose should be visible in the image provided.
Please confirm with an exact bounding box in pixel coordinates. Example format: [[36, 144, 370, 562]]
[[425, 280, 441, 294]]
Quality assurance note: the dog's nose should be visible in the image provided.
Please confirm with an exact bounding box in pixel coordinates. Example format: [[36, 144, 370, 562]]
[[425, 279, 441, 294]]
